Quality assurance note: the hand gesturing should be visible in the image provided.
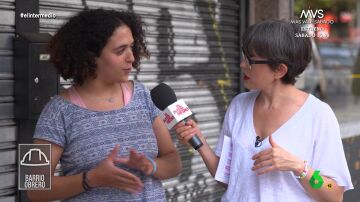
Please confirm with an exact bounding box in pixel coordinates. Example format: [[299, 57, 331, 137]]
[[88, 145, 144, 193], [251, 135, 303, 176], [115, 149, 155, 176]]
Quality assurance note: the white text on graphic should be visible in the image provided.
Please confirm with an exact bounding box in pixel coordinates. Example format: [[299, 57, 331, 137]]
[[20, 12, 56, 19], [300, 9, 324, 19], [24, 174, 46, 189]]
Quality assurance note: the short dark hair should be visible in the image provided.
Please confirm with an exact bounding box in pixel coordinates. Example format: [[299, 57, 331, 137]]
[[242, 19, 312, 85], [49, 9, 149, 85]]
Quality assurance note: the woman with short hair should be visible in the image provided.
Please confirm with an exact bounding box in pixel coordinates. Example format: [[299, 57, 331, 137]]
[[175, 19, 353, 202]]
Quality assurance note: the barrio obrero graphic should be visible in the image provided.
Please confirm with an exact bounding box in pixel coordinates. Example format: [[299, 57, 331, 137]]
[[18, 144, 51, 190]]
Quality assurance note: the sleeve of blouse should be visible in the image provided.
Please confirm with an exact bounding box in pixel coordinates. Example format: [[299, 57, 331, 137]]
[[143, 85, 161, 123], [311, 103, 353, 191], [215, 99, 235, 157], [33, 98, 67, 148]]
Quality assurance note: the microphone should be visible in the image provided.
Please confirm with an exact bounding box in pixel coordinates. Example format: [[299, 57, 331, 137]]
[[150, 83, 203, 150], [255, 136, 262, 147]]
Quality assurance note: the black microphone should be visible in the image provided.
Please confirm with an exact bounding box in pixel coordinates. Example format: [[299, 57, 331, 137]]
[[150, 83, 203, 150]]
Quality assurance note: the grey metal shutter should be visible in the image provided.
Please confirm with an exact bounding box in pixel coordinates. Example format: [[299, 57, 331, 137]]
[[39, 0, 240, 201], [0, 0, 17, 201]]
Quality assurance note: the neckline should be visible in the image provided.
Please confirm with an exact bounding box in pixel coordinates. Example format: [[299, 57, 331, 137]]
[[249, 91, 312, 144], [58, 80, 136, 113]]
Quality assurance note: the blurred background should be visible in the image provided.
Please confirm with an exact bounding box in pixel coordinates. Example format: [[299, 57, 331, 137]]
[[294, 0, 360, 125]]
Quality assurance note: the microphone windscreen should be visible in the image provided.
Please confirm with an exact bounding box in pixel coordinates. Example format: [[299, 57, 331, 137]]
[[150, 83, 177, 110]]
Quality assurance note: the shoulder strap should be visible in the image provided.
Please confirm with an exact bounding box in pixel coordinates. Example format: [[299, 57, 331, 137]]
[[68, 86, 87, 108], [121, 82, 132, 105]]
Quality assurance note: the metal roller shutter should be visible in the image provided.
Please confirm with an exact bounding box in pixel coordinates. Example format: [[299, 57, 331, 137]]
[[39, 0, 241, 201], [0, 0, 17, 201]]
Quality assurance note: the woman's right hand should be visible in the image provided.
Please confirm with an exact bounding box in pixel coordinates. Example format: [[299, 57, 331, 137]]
[[174, 119, 205, 146], [87, 145, 144, 194], [175, 119, 220, 179]]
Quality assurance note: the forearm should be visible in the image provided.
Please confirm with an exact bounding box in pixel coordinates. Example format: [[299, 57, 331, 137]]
[[197, 138, 219, 177], [153, 151, 182, 180], [298, 167, 343, 202], [27, 173, 84, 201], [173, 119, 219, 178]]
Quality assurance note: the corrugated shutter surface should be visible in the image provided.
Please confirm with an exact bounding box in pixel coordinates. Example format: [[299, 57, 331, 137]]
[[39, 0, 240, 201], [0, 0, 17, 201]]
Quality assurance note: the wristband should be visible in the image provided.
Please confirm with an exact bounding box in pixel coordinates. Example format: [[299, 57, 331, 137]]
[[295, 161, 308, 179], [82, 171, 94, 191], [146, 156, 157, 176]]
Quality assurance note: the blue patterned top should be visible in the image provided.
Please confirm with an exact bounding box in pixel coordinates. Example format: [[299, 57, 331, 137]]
[[33, 81, 166, 202]]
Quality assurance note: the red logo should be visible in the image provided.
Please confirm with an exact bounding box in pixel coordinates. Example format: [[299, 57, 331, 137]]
[[173, 104, 189, 116], [163, 113, 175, 124]]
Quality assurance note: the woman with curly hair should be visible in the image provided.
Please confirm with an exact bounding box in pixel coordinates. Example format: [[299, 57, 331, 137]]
[[27, 9, 181, 201]]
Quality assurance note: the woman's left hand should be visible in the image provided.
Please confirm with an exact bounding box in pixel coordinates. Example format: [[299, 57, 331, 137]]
[[252, 135, 303, 175], [116, 149, 154, 176]]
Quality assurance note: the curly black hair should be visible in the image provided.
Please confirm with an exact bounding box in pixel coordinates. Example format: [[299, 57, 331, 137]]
[[49, 9, 149, 85]]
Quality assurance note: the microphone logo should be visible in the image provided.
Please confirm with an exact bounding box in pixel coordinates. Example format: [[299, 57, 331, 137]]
[[159, 99, 193, 130], [173, 104, 190, 116], [163, 113, 175, 124]]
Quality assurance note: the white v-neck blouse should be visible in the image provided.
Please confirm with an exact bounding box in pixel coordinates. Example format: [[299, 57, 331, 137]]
[[215, 90, 353, 202]]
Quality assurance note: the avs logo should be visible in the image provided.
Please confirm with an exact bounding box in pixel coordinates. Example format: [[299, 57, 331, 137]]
[[163, 113, 175, 124], [173, 104, 190, 116], [300, 9, 324, 19]]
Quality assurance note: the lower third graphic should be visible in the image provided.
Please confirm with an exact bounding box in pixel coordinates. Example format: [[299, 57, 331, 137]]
[[18, 144, 51, 190]]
